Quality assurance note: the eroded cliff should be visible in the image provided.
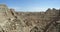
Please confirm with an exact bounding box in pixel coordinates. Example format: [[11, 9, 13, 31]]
[[0, 4, 60, 32]]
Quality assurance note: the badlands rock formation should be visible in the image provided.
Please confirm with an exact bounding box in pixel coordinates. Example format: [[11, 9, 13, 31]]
[[0, 4, 60, 32]]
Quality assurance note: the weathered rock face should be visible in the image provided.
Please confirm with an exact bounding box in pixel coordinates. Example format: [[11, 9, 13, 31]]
[[16, 9, 60, 32], [0, 4, 24, 32], [0, 4, 60, 32]]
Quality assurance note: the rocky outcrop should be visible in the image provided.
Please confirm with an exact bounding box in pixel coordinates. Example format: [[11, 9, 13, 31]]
[[15, 8, 60, 32], [0, 4, 60, 32]]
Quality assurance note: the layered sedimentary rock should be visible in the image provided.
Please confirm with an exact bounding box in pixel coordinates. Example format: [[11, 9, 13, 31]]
[[0, 4, 24, 32], [0, 4, 60, 32]]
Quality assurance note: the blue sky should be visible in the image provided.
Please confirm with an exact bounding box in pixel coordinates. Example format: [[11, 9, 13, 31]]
[[0, 0, 60, 12]]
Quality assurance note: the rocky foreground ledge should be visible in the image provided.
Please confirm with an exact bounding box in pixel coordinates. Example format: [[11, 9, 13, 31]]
[[0, 4, 60, 32]]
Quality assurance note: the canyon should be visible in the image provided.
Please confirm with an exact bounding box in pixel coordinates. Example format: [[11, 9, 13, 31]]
[[0, 4, 60, 32]]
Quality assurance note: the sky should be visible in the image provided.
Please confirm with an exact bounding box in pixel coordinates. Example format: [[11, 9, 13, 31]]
[[0, 0, 60, 12]]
